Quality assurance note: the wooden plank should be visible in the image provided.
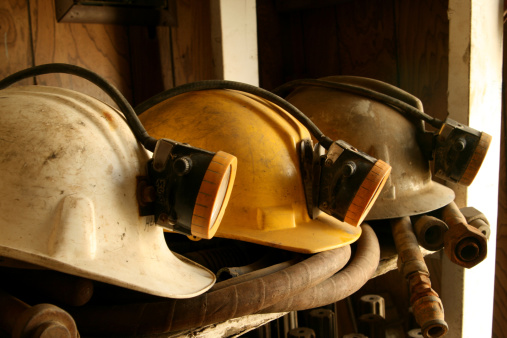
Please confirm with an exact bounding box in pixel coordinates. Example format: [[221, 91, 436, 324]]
[[155, 313, 287, 338], [335, 0, 398, 85], [156, 25, 176, 91], [129, 26, 173, 106], [0, 0, 34, 85], [210, 0, 258, 86], [396, 0, 449, 121], [300, 6, 340, 79], [29, 0, 132, 106], [256, 0, 284, 90], [279, 11, 305, 82], [171, 0, 215, 86]]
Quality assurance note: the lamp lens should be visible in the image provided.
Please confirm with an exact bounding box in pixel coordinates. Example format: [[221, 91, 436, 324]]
[[190, 151, 237, 239], [318, 141, 391, 226], [211, 164, 232, 228]]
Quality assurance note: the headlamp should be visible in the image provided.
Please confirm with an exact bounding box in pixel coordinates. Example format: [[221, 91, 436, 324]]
[[272, 77, 491, 187], [0, 64, 238, 241], [433, 118, 491, 186], [134, 80, 393, 227], [301, 139, 391, 226], [139, 139, 237, 239]]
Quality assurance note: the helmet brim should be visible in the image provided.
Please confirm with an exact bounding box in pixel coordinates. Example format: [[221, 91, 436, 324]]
[[365, 180, 455, 220]]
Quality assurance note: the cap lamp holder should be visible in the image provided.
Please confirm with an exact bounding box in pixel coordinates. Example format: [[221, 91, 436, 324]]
[[273, 77, 492, 188], [0, 63, 239, 241], [433, 118, 491, 186], [138, 139, 237, 239], [301, 139, 391, 226]]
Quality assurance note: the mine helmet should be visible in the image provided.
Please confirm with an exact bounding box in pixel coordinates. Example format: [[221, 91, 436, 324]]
[[284, 76, 456, 220], [139, 89, 371, 253], [0, 85, 217, 298]]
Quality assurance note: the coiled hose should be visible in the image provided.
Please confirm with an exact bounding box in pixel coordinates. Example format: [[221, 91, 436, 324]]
[[70, 225, 379, 336], [259, 222, 380, 313]]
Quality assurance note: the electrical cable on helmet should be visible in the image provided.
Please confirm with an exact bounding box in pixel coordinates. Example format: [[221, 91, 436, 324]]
[[0, 64, 388, 336], [0, 65, 490, 337]]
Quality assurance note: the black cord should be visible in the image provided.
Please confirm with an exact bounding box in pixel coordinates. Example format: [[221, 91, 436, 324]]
[[272, 78, 444, 129], [135, 80, 335, 149], [0, 63, 157, 151]]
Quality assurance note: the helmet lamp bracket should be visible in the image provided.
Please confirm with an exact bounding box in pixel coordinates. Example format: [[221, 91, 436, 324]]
[[301, 139, 391, 226], [433, 118, 491, 186], [138, 139, 237, 239]]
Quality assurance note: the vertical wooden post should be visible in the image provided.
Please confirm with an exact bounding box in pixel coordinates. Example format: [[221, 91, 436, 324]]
[[0, 0, 33, 84], [210, 0, 259, 86], [443, 0, 503, 337]]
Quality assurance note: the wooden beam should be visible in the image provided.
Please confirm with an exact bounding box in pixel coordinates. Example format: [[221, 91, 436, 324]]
[[28, 0, 132, 105], [171, 0, 215, 86], [443, 1, 503, 337], [0, 0, 34, 84], [210, 0, 259, 86]]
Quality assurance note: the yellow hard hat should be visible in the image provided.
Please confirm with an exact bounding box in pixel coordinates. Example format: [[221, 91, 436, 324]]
[[281, 76, 457, 220], [140, 89, 369, 253]]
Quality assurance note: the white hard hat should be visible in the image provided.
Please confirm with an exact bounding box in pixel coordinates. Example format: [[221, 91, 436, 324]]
[[0, 85, 216, 298]]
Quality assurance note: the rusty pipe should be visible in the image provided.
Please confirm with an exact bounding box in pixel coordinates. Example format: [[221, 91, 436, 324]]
[[391, 217, 428, 277], [441, 201, 487, 268], [0, 289, 78, 338], [259, 224, 379, 313], [70, 241, 352, 336], [411, 215, 448, 251], [391, 217, 448, 338]]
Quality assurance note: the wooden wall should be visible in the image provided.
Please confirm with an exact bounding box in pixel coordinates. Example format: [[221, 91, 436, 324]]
[[0, 0, 216, 106], [1, 0, 506, 335], [257, 0, 449, 122], [257, 0, 504, 336], [257, 0, 450, 334]]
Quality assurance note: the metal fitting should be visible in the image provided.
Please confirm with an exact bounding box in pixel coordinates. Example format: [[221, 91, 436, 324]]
[[359, 294, 385, 318], [0, 289, 79, 338], [391, 217, 428, 277], [411, 215, 448, 251], [441, 202, 488, 268], [460, 206, 491, 239], [408, 273, 448, 338], [391, 217, 448, 338]]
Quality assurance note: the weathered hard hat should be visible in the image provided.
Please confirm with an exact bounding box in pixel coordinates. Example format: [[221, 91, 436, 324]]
[[140, 89, 363, 253], [0, 85, 216, 298], [284, 76, 455, 220]]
